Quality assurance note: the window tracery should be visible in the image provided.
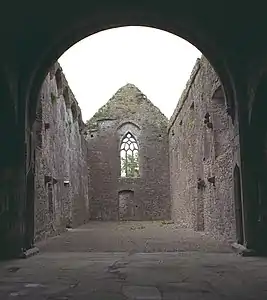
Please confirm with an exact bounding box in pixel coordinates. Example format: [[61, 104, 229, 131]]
[[120, 132, 139, 177]]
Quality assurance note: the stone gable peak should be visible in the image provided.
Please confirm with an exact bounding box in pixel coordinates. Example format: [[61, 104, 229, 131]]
[[112, 83, 144, 99], [86, 82, 168, 127]]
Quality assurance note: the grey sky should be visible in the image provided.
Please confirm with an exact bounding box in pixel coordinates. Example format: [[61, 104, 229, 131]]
[[58, 26, 201, 122]]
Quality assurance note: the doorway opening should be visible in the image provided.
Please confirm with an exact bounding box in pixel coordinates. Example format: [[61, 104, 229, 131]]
[[234, 164, 244, 245]]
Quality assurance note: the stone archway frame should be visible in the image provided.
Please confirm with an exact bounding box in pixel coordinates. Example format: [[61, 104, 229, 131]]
[[24, 6, 236, 129], [20, 4, 238, 256]]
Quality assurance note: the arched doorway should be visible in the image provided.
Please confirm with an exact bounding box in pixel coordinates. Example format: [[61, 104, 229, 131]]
[[26, 25, 234, 249], [233, 164, 244, 245], [6, 5, 238, 257], [118, 190, 135, 221]]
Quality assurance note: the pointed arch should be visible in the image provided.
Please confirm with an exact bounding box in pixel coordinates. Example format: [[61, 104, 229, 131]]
[[120, 132, 139, 178], [211, 85, 229, 158]]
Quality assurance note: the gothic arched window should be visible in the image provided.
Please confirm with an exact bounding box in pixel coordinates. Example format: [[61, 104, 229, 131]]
[[120, 132, 139, 177], [211, 86, 228, 158]]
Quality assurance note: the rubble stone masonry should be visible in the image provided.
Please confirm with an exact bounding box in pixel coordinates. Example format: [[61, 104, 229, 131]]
[[34, 63, 90, 242], [168, 56, 237, 240], [86, 84, 171, 221]]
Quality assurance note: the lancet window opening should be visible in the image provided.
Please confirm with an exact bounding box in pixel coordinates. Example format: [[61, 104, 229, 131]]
[[120, 132, 139, 177]]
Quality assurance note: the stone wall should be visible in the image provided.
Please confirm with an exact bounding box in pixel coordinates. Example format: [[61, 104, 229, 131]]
[[86, 84, 170, 221], [34, 62, 90, 242], [32, 56, 240, 244], [169, 56, 238, 241]]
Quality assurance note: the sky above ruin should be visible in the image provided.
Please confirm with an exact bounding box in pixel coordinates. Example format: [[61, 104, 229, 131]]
[[58, 26, 201, 122]]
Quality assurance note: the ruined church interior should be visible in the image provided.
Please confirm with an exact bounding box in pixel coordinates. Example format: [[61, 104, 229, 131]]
[[33, 56, 238, 244], [1, 2, 267, 298]]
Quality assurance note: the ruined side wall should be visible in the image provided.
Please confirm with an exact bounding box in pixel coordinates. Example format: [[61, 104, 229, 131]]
[[34, 63, 90, 242], [169, 56, 237, 241], [86, 84, 170, 221]]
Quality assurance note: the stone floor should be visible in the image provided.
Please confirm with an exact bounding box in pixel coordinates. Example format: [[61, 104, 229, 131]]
[[1, 221, 267, 299], [37, 221, 232, 253]]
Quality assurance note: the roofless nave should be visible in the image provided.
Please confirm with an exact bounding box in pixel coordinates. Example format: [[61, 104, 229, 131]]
[[30, 56, 239, 249]]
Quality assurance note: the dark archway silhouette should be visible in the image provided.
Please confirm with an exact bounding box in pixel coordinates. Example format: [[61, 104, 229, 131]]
[[3, 1, 263, 258]]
